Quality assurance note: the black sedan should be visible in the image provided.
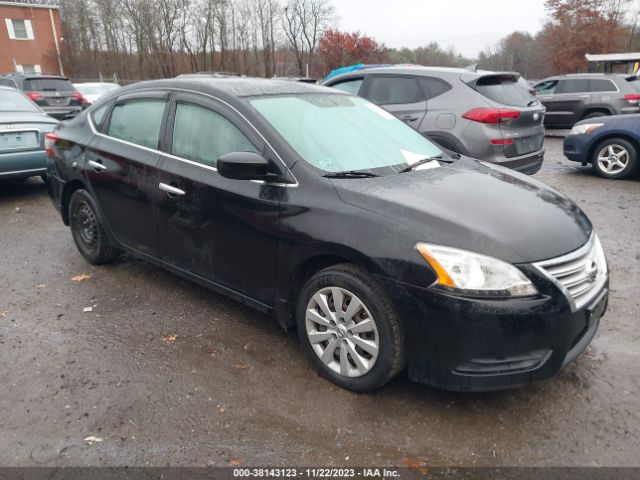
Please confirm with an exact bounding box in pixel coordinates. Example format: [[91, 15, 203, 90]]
[[564, 114, 640, 179], [46, 77, 609, 392]]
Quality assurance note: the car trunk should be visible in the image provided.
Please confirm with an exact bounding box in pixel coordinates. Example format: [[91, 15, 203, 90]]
[[464, 73, 546, 158], [0, 113, 57, 153], [23, 77, 81, 108]]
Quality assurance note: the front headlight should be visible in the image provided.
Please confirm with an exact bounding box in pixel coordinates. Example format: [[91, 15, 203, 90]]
[[416, 243, 539, 298], [569, 123, 604, 135]]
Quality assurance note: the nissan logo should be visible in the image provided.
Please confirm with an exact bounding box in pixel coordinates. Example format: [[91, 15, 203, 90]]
[[587, 261, 598, 283]]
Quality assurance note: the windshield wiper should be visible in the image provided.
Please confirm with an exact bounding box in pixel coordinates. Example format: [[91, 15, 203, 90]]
[[399, 156, 442, 173], [527, 99, 538, 107], [323, 170, 380, 178]]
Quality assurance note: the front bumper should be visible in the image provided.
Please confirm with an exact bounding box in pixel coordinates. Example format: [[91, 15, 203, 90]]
[[379, 274, 608, 392], [563, 134, 590, 163]]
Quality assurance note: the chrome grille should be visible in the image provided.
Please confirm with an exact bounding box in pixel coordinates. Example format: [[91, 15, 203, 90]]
[[533, 233, 608, 312]]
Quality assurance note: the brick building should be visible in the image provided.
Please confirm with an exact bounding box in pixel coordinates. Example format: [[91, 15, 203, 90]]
[[0, 0, 64, 75]]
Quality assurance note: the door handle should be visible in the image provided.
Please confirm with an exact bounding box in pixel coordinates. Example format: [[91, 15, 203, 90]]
[[159, 182, 185, 197], [401, 114, 418, 122], [88, 160, 106, 171]]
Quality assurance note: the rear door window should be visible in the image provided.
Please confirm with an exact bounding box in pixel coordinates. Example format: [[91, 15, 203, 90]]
[[107, 98, 166, 149], [419, 77, 452, 99], [330, 78, 364, 95], [23, 78, 75, 92], [589, 79, 618, 92], [366, 76, 424, 105], [472, 75, 534, 107], [557, 79, 589, 94]]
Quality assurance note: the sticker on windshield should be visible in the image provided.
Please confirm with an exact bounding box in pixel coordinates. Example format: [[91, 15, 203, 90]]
[[364, 103, 396, 120]]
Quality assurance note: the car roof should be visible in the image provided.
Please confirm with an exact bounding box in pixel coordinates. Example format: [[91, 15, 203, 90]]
[[538, 73, 625, 82], [115, 77, 338, 99], [324, 65, 519, 84]]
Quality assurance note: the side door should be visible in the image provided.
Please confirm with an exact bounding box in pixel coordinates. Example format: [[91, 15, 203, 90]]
[[362, 75, 427, 129], [547, 79, 590, 126], [155, 92, 280, 306], [84, 91, 169, 258]]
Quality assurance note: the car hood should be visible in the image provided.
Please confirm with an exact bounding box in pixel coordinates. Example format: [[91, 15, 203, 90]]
[[0, 111, 58, 126], [332, 158, 592, 264]]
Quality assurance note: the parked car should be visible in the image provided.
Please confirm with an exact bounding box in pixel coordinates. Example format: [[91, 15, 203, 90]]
[[534, 73, 640, 128], [0, 73, 87, 119], [563, 113, 640, 179], [73, 82, 120, 104], [321, 65, 546, 175], [46, 77, 608, 392], [0, 86, 58, 181]]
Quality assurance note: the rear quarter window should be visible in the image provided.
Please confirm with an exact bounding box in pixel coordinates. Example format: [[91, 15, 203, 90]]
[[472, 75, 534, 107], [23, 78, 75, 92]]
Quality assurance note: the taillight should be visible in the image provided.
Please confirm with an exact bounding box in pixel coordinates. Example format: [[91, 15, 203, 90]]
[[27, 92, 44, 101], [45, 132, 59, 157], [463, 108, 521, 123], [71, 91, 87, 103], [624, 94, 640, 104], [489, 138, 514, 145]]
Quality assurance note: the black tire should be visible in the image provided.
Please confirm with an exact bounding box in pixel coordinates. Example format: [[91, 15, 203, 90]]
[[69, 189, 120, 264], [591, 138, 638, 180], [583, 111, 610, 120], [296, 264, 405, 392]]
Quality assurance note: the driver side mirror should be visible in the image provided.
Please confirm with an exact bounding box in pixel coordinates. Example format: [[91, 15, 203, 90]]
[[217, 151, 281, 182]]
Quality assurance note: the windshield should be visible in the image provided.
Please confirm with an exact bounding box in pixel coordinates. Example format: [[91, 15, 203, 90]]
[[249, 94, 443, 173], [0, 89, 41, 112]]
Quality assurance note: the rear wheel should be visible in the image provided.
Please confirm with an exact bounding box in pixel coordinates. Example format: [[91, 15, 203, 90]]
[[583, 111, 610, 120], [296, 264, 404, 392], [591, 138, 638, 179], [69, 189, 120, 264]]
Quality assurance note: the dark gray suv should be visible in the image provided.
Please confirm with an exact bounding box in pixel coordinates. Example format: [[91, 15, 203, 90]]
[[534, 74, 640, 128], [0, 73, 86, 119], [322, 66, 546, 174]]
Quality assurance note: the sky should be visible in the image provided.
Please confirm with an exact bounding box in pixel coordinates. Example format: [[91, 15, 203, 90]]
[[336, 0, 549, 58]]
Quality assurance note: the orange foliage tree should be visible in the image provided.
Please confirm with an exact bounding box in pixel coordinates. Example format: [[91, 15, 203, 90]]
[[545, 0, 631, 73], [318, 30, 388, 73]]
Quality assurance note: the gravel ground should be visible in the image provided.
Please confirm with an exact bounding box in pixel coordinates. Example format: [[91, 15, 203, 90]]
[[0, 138, 638, 468]]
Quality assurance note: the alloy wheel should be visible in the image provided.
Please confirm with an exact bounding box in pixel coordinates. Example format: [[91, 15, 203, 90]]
[[305, 287, 379, 378], [597, 144, 629, 174]]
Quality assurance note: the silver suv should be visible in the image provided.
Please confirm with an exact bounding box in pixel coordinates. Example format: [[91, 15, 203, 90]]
[[534, 73, 640, 128], [321, 66, 546, 174]]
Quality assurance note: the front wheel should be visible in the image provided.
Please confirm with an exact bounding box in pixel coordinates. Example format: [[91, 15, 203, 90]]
[[296, 264, 405, 392], [592, 138, 638, 179], [69, 189, 120, 264]]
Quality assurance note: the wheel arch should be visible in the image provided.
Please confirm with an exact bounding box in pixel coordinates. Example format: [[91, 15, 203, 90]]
[[278, 248, 382, 330], [60, 179, 87, 225], [581, 107, 613, 119]]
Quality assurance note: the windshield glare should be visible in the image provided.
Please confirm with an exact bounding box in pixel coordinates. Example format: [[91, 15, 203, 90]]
[[0, 90, 41, 112], [249, 94, 442, 173]]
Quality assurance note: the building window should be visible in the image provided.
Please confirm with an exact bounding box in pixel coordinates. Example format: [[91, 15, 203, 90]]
[[5, 19, 34, 40], [16, 65, 41, 74]]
